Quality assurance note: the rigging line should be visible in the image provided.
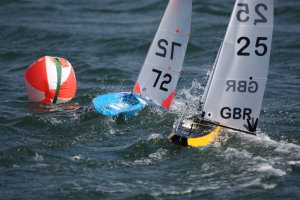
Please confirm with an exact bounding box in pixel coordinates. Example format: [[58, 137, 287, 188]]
[[176, 103, 188, 131], [202, 120, 257, 136], [116, 0, 165, 92]]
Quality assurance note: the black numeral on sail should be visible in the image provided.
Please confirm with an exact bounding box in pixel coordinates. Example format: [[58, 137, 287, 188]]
[[237, 37, 250, 56], [236, 3, 268, 25], [160, 74, 172, 91], [237, 37, 268, 56], [255, 37, 268, 56], [171, 42, 181, 60], [152, 69, 172, 92], [156, 39, 181, 60], [236, 3, 249, 22], [152, 69, 162, 88], [254, 4, 268, 25], [156, 39, 168, 58]]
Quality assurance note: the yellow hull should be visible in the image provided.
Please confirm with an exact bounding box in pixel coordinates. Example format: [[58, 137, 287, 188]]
[[187, 126, 221, 147], [169, 125, 222, 147]]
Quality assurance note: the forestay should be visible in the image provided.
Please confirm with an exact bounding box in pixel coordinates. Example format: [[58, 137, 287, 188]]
[[133, 0, 192, 109], [201, 0, 273, 133]]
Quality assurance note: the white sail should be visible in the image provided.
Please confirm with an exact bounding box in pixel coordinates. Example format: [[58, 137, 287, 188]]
[[133, 0, 192, 109], [202, 0, 273, 133], [200, 41, 223, 107]]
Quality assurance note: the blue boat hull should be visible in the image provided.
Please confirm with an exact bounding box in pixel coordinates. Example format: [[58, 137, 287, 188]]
[[92, 92, 147, 117]]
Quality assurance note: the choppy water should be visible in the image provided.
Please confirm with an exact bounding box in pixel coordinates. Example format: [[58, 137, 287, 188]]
[[0, 0, 299, 199]]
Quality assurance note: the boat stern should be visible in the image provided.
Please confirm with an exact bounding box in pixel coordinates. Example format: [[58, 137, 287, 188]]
[[168, 118, 221, 147]]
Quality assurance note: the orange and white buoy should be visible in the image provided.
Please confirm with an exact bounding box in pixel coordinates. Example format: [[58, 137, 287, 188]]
[[24, 56, 76, 104]]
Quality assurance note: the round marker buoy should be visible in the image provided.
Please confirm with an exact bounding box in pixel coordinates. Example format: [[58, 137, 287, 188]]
[[24, 56, 76, 104]]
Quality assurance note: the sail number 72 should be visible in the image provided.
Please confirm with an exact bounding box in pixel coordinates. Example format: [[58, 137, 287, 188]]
[[152, 69, 172, 92], [155, 39, 182, 60]]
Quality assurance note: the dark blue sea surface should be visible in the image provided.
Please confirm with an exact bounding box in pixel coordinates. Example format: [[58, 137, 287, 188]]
[[0, 0, 299, 199]]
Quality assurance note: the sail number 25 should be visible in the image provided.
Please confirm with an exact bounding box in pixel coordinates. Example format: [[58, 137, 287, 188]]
[[237, 37, 268, 56], [236, 3, 268, 25]]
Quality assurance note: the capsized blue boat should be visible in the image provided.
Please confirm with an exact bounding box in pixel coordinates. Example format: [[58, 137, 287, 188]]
[[92, 92, 148, 118]]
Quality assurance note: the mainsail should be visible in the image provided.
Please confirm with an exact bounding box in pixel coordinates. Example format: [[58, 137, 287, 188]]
[[134, 0, 192, 109], [201, 0, 273, 133]]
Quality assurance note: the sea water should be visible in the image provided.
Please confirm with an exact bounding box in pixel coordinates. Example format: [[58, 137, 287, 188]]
[[0, 0, 299, 199]]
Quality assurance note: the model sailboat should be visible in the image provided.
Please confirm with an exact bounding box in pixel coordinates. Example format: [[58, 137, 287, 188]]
[[169, 0, 273, 147], [93, 0, 192, 117]]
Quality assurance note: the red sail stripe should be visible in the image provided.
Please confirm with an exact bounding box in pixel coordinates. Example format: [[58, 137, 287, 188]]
[[161, 90, 175, 109], [133, 82, 142, 94]]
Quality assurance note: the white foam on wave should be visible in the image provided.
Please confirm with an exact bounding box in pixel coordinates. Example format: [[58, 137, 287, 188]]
[[104, 117, 118, 135], [287, 160, 300, 165], [262, 183, 277, 189], [223, 145, 279, 164], [223, 132, 294, 170], [274, 140, 300, 155], [219, 138, 291, 190], [223, 146, 285, 177], [256, 163, 286, 177], [171, 80, 205, 115], [36, 116, 63, 126], [134, 148, 168, 165], [31, 103, 82, 126], [152, 188, 192, 196], [147, 133, 162, 141], [238, 178, 261, 188], [224, 147, 253, 160], [152, 184, 220, 197], [71, 154, 85, 161], [236, 130, 300, 158], [239, 178, 277, 190], [33, 152, 44, 161]]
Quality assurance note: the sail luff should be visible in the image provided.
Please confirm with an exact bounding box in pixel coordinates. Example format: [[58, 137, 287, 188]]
[[200, 41, 224, 106], [201, 1, 239, 107]]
